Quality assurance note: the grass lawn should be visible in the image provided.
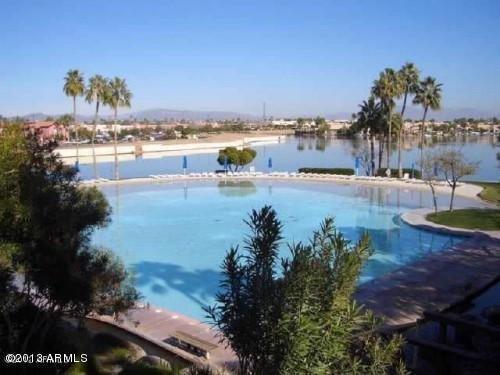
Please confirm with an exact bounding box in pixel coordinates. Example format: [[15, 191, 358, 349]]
[[467, 181, 500, 205], [427, 208, 500, 231]]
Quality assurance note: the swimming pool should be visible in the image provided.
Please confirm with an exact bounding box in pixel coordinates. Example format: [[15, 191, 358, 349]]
[[93, 180, 477, 320]]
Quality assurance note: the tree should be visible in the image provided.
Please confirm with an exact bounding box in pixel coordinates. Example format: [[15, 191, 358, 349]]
[[63, 69, 85, 159], [217, 147, 257, 172], [104, 77, 132, 179], [397, 63, 420, 177], [206, 206, 405, 374], [372, 68, 402, 171], [413, 77, 443, 176], [0, 127, 139, 355], [85, 75, 109, 148], [419, 151, 440, 213], [314, 117, 329, 136], [435, 149, 478, 211], [354, 97, 384, 175]]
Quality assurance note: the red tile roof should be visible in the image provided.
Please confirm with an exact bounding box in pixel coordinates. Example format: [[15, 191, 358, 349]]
[[24, 121, 65, 129]]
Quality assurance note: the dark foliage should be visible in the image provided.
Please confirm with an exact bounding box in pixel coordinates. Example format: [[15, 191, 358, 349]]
[[298, 168, 355, 175], [206, 206, 406, 374]]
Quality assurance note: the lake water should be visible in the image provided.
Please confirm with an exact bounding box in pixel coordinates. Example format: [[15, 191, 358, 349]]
[[80, 135, 499, 182], [93, 180, 482, 320]]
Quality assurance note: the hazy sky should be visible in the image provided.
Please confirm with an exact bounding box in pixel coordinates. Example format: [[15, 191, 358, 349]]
[[1, 0, 499, 117]]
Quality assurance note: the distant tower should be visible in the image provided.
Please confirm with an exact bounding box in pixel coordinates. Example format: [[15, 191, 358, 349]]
[[263, 102, 267, 123]]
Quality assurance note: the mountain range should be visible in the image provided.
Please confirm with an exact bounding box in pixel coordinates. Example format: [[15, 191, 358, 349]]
[[15, 107, 500, 122]]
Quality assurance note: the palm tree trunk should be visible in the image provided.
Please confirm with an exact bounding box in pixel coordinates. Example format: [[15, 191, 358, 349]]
[[386, 108, 392, 170], [73, 96, 79, 161], [378, 135, 384, 171], [92, 102, 99, 178], [398, 91, 408, 178], [420, 106, 428, 177], [397, 129, 402, 177], [370, 134, 375, 176], [114, 108, 119, 180]]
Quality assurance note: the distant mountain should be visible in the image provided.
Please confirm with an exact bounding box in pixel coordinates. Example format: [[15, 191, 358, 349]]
[[13, 107, 500, 122], [20, 112, 95, 122], [120, 108, 259, 121], [17, 108, 259, 122]]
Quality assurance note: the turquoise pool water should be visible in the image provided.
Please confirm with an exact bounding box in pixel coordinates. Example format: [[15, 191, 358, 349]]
[[93, 180, 476, 320]]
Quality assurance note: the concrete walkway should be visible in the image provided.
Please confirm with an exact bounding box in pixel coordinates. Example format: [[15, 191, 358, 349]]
[[356, 235, 500, 328], [94, 306, 238, 371]]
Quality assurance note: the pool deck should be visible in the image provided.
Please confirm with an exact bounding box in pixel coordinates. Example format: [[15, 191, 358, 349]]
[[355, 234, 500, 329], [82, 172, 487, 201]]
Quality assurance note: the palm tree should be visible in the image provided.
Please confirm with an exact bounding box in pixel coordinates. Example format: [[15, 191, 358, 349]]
[[397, 63, 420, 177], [85, 75, 108, 146], [372, 68, 402, 171], [63, 70, 85, 160], [413, 76, 443, 175], [85, 75, 109, 177], [355, 97, 383, 175], [104, 77, 132, 179]]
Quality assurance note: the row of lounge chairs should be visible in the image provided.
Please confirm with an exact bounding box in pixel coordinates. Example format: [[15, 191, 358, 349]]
[[144, 172, 450, 187], [81, 178, 110, 184], [150, 171, 267, 179]]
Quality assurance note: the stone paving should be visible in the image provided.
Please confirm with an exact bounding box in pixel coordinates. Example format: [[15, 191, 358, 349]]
[[356, 235, 500, 328]]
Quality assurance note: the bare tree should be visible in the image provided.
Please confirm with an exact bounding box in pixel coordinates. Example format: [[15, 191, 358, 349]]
[[419, 152, 440, 213], [436, 150, 478, 211]]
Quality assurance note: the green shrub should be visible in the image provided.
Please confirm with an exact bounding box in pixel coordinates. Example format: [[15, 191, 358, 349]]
[[375, 168, 421, 179], [298, 168, 354, 175]]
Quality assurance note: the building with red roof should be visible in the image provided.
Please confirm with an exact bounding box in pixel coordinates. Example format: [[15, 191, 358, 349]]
[[24, 121, 68, 143]]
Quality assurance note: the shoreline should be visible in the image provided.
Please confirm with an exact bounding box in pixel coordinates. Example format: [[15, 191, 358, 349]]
[[82, 172, 487, 201]]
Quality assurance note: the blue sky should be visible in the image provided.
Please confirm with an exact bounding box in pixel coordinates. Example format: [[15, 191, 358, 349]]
[[0, 0, 499, 117]]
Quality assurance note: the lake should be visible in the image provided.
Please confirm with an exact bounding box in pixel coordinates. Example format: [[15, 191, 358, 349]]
[[79, 134, 499, 182]]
